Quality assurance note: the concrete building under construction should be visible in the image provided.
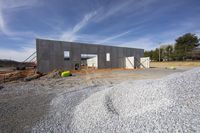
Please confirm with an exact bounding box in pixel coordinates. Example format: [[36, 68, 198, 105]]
[[36, 39, 144, 73]]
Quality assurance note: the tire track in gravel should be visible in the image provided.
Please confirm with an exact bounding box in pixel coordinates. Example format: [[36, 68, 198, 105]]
[[105, 95, 119, 116]]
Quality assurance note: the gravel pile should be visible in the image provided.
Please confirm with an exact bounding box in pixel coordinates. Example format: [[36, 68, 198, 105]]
[[32, 68, 200, 132], [70, 68, 200, 132]]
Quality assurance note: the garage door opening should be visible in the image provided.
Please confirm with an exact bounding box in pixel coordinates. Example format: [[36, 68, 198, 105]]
[[81, 54, 98, 69]]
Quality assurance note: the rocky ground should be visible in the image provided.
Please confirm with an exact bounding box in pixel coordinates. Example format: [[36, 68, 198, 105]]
[[0, 67, 195, 133]]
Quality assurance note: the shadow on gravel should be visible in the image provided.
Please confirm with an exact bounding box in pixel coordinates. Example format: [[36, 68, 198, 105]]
[[105, 95, 119, 116], [0, 86, 4, 90], [0, 93, 55, 133]]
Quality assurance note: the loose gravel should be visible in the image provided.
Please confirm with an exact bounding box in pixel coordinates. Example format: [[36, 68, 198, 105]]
[[32, 68, 200, 132], [0, 68, 195, 133], [70, 68, 200, 132]]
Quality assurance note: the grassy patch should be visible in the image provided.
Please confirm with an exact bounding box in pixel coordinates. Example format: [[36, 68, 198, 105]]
[[150, 61, 200, 68]]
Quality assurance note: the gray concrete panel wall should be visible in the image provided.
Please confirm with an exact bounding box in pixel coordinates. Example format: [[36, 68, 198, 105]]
[[36, 39, 144, 73], [98, 45, 106, 69]]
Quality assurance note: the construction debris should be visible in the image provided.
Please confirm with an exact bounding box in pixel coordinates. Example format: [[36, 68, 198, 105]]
[[24, 73, 42, 81], [0, 69, 37, 83], [41, 69, 61, 79]]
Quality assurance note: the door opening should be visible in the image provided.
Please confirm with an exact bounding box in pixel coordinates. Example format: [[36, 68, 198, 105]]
[[81, 54, 98, 69]]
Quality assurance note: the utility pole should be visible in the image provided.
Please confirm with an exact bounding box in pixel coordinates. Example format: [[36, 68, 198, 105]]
[[159, 42, 161, 62], [168, 47, 171, 61]]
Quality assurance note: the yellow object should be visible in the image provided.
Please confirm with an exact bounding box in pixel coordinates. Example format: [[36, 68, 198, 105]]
[[170, 66, 176, 70], [61, 71, 71, 77], [165, 66, 176, 70]]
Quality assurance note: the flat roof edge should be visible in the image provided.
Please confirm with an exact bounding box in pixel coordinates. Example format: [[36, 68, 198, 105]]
[[36, 38, 144, 51]]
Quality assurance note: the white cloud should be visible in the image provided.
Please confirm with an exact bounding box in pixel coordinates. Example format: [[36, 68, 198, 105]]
[[96, 30, 131, 44], [94, 0, 158, 22], [60, 11, 97, 41], [193, 30, 200, 38], [119, 37, 158, 50], [0, 0, 39, 36], [1, 0, 38, 9], [0, 1, 8, 35], [96, 1, 132, 21], [0, 47, 36, 61]]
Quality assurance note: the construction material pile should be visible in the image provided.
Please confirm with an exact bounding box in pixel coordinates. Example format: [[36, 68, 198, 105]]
[[32, 68, 200, 132], [0, 69, 37, 83], [70, 68, 200, 132]]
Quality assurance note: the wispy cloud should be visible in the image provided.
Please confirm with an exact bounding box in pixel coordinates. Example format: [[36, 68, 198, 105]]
[[0, 0, 39, 9], [0, 46, 35, 61], [96, 30, 131, 44], [0, 0, 199, 61], [60, 11, 97, 41], [94, 1, 133, 22], [94, 0, 158, 22], [0, 0, 39, 36], [119, 37, 158, 50], [0, 1, 9, 35]]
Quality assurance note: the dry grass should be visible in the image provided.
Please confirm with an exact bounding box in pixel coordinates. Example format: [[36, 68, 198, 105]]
[[150, 61, 200, 68]]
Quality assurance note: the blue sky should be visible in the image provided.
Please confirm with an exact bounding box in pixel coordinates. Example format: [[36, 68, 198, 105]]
[[0, 0, 200, 61]]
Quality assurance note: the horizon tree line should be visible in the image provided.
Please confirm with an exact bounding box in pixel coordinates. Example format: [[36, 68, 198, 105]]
[[144, 33, 200, 61]]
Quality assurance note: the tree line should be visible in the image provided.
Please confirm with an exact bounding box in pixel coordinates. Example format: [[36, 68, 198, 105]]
[[144, 33, 200, 61]]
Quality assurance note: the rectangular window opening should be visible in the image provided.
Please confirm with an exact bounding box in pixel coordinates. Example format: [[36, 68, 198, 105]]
[[64, 51, 70, 60], [106, 53, 110, 61]]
